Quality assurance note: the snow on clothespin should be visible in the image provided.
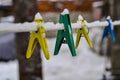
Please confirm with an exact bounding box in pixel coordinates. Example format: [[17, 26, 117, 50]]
[[34, 12, 43, 23], [26, 12, 50, 60], [61, 8, 69, 15], [35, 12, 43, 19], [54, 9, 76, 56], [78, 15, 83, 20], [101, 16, 115, 42], [75, 15, 93, 48]]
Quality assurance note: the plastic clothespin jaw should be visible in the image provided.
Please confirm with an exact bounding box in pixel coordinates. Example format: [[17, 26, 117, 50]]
[[101, 16, 115, 42], [26, 12, 50, 60], [75, 15, 93, 49], [54, 9, 76, 56]]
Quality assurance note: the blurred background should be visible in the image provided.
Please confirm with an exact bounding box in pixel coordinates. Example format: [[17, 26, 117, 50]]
[[0, 0, 120, 80]]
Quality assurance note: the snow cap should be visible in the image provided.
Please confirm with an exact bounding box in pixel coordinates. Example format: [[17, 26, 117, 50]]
[[78, 15, 83, 20], [61, 8, 69, 15], [106, 16, 111, 20], [35, 12, 43, 19]]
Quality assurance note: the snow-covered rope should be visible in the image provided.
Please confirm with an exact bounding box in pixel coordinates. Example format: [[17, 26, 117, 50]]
[[0, 22, 37, 32], [0, 20, 120, 32], [0, 10, 120, 33]]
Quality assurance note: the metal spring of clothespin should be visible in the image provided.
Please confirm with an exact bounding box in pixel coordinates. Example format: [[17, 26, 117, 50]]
[[75, 15, 93, 49], [26, 12, 50, 60]]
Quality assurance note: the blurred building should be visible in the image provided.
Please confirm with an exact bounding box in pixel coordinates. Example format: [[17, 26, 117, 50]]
[[92, 0, 104, 20], [0, 0, 93, 16], [0, 0, 13, 16], [37, 0, 92, 12]]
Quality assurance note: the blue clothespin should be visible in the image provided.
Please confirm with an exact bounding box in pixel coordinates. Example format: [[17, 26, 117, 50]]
[[54, 9, 76, 56], [101, 16, 115, 42]]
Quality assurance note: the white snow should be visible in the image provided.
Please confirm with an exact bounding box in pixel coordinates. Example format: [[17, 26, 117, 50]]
[[35, 13, 43, 19], [42, 34, 108, 80], [107, 16, 110, 20], [0, 22, 37, 32], [61, 9, 69, 15], [78, 15, 84, 20], [0, 60, 19, 80]]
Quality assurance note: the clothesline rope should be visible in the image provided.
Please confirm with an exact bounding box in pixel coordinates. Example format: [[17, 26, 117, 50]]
[[0, 12, 120, 33], [0, 20, 120, 32]]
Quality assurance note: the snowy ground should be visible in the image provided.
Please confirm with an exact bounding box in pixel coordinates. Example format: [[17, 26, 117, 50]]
[[0, 33, 111, 80], [0, 60, 19, 80], [42, 35, 107, 80]]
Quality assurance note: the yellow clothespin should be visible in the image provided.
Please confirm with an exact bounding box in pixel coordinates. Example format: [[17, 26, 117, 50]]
[[26, 12, 50, 60], [76, 15, 93, 48]]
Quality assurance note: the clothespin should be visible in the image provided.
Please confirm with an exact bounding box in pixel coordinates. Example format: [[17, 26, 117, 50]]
[[75, 15, 93, 48], [54, 9, 76, 56], [26, 12, 50, 60], [101, 16, 115, 42]]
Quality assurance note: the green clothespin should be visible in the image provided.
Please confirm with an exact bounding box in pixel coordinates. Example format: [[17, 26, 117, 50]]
[[54, 9, 76, 56]]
